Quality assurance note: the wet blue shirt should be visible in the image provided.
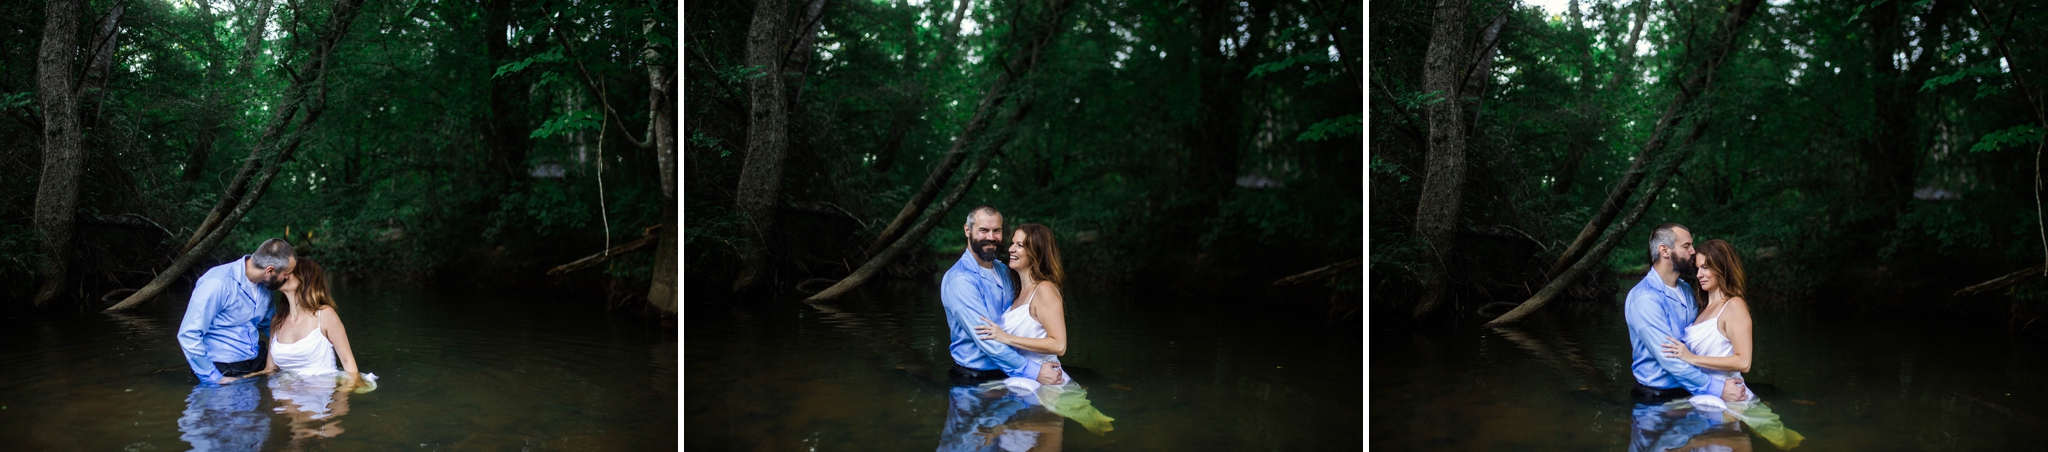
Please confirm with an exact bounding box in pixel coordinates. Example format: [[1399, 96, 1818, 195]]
[[177, 256, 274, 384], [940, 249, 1041, 381], [1625, 267, 1726, 398]]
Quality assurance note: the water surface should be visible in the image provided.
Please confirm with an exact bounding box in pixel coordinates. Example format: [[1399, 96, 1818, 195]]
[[0, 282, 678, 450], [685, 279, 1364, 450], [1371, 294, 2048, 450]]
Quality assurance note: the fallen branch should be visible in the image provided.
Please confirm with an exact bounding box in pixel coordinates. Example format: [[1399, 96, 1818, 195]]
[[1954, 264, 2048, 298], [546, 225, 665, 276], [1274, 258, 1361, 286]]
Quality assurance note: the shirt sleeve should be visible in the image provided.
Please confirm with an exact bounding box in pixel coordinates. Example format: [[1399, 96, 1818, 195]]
[[1624, 289, 1724, 397], [941, 276, 1041, 381], [179, 278, 226, 384]]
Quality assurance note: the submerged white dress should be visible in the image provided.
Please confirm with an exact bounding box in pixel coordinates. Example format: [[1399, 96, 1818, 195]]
[[982, 284, 1114, 434], [1674, 300, 1802, 449], [268, 327, 377, 419]]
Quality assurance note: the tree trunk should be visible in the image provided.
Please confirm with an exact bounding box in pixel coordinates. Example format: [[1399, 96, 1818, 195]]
[[646, 16, 679, 315], [77, 4, 123, 131], [731, 0, 792, 293], [785, 0, 828, 108], [1490, 119, 1713, 325], [484, 0, 530, 181], [1411, 0, 1471, 318], [1546, 0, 1763, 280], [31, 0, 85, 307], [106, 0, 365, 312], [862, 0, 1011, 254]]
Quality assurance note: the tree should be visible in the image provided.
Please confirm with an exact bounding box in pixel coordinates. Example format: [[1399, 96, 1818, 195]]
[[30, 0, 85, 307], [731, 0, 794, 293], [1410, 0, 1470, 317]]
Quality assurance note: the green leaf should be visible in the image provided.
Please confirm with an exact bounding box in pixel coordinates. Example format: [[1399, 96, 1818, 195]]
[[493, 48, 565, 79], [0, 92, 31, 111], [1971, 125, 2045, 153], [1297, 114, 1362, 142], [530, 109, 603, 138], [1921, 62, 1999, 92]]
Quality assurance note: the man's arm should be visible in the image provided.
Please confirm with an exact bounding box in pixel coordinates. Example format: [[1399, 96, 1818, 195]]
[[177, 279, 227, 384], [1624, 292, 1724, 397], [941, 277, 1041, 381]]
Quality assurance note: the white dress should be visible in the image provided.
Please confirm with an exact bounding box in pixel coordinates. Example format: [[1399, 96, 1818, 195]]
[[268, 327, 377, 419], [1682, 301, 1752, 408], [984, 283, 1116, 435], [998, 285, 1070, 394]]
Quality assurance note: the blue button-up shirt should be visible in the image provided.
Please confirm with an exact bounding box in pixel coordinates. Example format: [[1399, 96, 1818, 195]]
[[940, 248, 1041, 381], [177, 256, 275, 384], [1624, 267, 1725, 398]]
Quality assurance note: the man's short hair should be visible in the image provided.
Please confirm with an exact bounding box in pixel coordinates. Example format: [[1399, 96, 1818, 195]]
[[964, 205, 1002, 228], [1647, 223, 1688, 265], [251, 238, 296, 271]]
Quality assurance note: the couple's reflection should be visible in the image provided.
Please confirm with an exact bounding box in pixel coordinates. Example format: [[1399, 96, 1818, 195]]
[[178, 377, 355, 451], [1630, 402, 1751, 452], [939, 385, 1065, 452]]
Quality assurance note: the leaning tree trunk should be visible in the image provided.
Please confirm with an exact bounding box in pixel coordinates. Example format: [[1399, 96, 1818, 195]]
[[1490, 120, 1711, 325], [863, 0, 1005, 254], [31, 0, 85, 307], [731, 0, 792, 293], [1411, 0, 1470, 318], [1546, 0, 1761, 279], [181, 0, 277, 254], [105, 0, 365, 312], [646, 16, 679, 314], [1494, 0, 1764, 324]]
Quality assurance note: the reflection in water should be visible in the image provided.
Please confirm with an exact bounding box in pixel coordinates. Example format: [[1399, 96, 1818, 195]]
[[178, 382, 270, 451], [1630, 402, 1752, 452], [940, 385, 1064, 452], [270, 372, 362, 444]]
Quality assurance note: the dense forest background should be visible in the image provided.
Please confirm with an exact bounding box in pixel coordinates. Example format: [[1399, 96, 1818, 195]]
[[1372, 0, 2048, 330], [2, 0, 678, 314], [684, 0, 1363, 304]]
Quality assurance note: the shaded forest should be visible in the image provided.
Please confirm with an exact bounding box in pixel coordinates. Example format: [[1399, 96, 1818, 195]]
[[1372, 0, 2048, 330], [2, 0, 678, 314], [684, 0, 1364, 304]]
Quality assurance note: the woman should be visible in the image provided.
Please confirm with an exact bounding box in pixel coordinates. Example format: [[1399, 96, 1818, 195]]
[[1659, 239, 1801, 449], [972, 223, 1114, 434], [221, 258, 375, 395]]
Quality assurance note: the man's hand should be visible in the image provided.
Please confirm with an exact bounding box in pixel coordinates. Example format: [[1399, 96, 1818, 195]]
[[217, 376, 238, 384], [1036, 362, 1064, 385], [1721, 378, 1748, 403]]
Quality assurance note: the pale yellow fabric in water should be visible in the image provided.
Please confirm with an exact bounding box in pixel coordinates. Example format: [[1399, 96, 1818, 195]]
[[978, 380, 1116, 435], [1663, 399, 1804, 449]]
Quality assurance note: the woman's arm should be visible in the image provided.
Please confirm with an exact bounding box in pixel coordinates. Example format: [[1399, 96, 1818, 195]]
[[1663, 299, 1753, 373], [998, 285, 1067, 356], [319, 308, 363, 387]]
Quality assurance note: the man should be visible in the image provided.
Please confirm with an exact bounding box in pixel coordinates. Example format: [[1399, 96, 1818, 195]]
[[941, 205, 1062, 386], [178, 238, 295, 385], [1624, 223, 1746, 403]]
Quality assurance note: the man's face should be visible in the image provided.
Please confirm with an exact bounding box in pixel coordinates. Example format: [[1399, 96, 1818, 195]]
[[1668, 228, 1696, 279], [261, 257, 298, 290], [965, 213, 1005, 263]]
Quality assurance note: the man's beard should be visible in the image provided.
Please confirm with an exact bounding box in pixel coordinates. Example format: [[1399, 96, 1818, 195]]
[[973, 239, 1004, 263], [1674, 255, 1699, 282]]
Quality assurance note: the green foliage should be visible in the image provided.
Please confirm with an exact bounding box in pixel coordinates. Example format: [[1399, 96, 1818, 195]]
[[493, 48, 565, 79], [1298, 114, 1362, 142], [1920, 62, 2001, 92], [1971, 124, 2045, 153], [531, 109, 603, 139]]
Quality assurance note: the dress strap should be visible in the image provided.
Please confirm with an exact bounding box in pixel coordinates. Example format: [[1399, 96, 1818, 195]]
[[1710, 299, 1732, 320]]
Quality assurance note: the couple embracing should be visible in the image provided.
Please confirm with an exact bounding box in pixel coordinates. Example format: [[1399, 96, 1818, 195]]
[[178, 238, 375, 393], [1626, 223, 1801, 449], [941, 205, 1114, 435]]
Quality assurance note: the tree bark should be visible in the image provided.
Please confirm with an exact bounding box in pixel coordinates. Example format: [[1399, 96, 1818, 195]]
[[1546, 0, 1763, 280], [77, 4, 123, 131], [646, 16, 679, 314], [484, 0, 530, 180], [1411, 0, 1471, 317], [785, 0, 828, 108], [106, 0, 365, 312], [31, 0, 85, 307], [1490, 119, 1713, 325], [731, 0, 793, 293]]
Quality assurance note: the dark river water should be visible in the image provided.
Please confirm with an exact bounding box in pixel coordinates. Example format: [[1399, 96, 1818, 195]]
[[684, 279, 1365, 450], [0, 281, 678, 451], [1371, 286, 2048, 450]]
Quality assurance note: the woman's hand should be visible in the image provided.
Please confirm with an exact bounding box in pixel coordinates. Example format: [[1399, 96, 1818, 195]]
[[1660, 337, 1698, 365], [1036, 362, 1064, 385], [974, 316, 1014, 345]]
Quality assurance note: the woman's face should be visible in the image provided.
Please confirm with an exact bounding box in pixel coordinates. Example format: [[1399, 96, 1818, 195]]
[[1007, 230, 1032, 272], [1694, 254, 1719, 294], [280, 271, 301, 294]]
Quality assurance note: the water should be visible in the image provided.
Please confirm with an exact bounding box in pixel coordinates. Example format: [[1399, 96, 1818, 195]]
[[1371, 294, 2048, 450], [0, 282, 678, 450], [684, 279, 1364, 450]]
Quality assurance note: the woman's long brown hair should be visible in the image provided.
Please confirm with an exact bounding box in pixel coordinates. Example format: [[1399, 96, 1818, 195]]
[[272, 258, 338, 336], [1697, 239, 1748, 300], [1016, 224, 1065, 288]]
